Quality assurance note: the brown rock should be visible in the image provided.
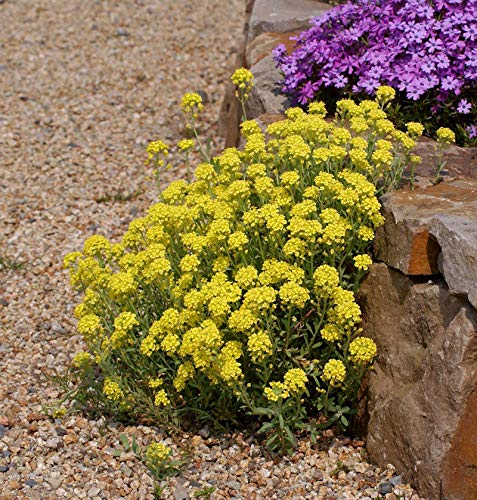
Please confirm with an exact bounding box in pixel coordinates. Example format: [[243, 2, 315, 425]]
[[360, 263, 477, 498], [442, 390, 477, 499], [375, 179, 477, 307]]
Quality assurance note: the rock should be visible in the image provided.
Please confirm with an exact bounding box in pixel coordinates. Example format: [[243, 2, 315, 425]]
[[45, 437, 63, 449], [88, 486, 101, 496], [389, 475, 402, 486], [412, 139, 477, 182], [0, 465, 9, 472], [375, 179, 477, 308], [173, 482, 189, 500], [360, 263, 477, 498], [245, 31, 301, 68], [378, 482, 393, 495], [431, 212, 477, 309], [248, 0, 332, 41], [245, 53, 291, 120], [116, 28, 129, 37]]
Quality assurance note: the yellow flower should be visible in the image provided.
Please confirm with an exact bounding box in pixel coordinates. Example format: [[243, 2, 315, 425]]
[[280, 170, 300, 187], [228, 231, 249, 251], [108, 272, 137, 300], [71, 351, 92, 369], [349, 337, 377, 365], [283, 368, 307, 394], [406, 122, 424, 138], [279, 281, 310, 309], [231, 67, 254, 96], [77, 314, 103, 341], [145, 442, 171, 464], [308, 101, 327, 117], [180, 254, 201, 273], [357, 226, 375, 241], [174, 362, 195, 392], [353, 254, 373, 271], [180, 92, 204, 117], [146, 140, 168, 160], [375, 85, 396, 105], [321, 359, 346, 386], [264, 381, 287, 402], [313, 265, 339, 293], [103, 378, 123, 401], [235, 266, 258, 289], [83, 235, 111, 258], [283, 237, 306, 258], [436, 127, 455, 144], [320, 324, 341, 342], [154, 389, 170, 407], [178, 138, 195, 152], [247, 331, 273, 362]]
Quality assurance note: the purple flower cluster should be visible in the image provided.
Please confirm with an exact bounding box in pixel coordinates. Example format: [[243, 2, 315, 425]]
[[274, 0, 476, 142]]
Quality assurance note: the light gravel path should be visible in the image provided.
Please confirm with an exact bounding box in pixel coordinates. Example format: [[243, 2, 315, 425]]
[[0, 1, 420, 498]]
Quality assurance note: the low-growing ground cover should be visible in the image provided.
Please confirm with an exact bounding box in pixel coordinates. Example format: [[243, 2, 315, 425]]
[[274, 0, 477, 146], [63, 71, 428, 461]]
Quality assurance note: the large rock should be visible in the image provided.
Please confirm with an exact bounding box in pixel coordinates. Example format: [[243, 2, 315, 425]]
[[248, 0, 331, 41], [375, 179, 477, 308], [360, 263, 477, 498]]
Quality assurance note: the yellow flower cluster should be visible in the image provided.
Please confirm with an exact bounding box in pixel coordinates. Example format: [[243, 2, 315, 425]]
[[103, 378, 123, 401], [264, 368, 308, 401], [436, 127, 456, 144], [110, 311, 139, 349], [180, 92, 204, 117], [178, 139, 195, 152], [231, 67, 254, 97], [71, 351, 91, 369], [348, 337, 377, 365], [321, 359, 346, 386], [353, 254, 373, 271], [65, 87, 420, 433], [145, 442, 171, 464]]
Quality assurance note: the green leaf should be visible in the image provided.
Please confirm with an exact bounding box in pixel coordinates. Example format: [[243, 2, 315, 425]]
[[284, 425, 297, 447], [131, 437, 139, 455], [112, 450, 122, 457], [258, 421, 275, 434], [119, 433, 130, 451], [253, 406, 273, 416]]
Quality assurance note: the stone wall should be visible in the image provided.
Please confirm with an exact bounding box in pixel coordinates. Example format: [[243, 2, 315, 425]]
[[220, 1, 477, 497]]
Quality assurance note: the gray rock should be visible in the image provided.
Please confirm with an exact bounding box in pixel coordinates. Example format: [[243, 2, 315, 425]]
[[173, 482, 189, 500], [24, 479, 38, 487], [389, 475, 403, 486], [431, 214, 477, 309], [378, 482, 393, 495], [248, 0, 331, 41]]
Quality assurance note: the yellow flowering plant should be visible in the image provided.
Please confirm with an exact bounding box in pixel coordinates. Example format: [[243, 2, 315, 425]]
[[64, 78, 420, 453]]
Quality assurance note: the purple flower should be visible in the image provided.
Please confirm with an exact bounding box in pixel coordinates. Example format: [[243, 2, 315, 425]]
[[274, 0, 477, 144], [466, 125, 477, 139], [457, 99, 472, 114], [297, 81, 319, 105]]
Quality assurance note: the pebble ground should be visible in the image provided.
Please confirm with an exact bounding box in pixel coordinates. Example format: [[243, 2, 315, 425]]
[[0, 0, 422, 498]]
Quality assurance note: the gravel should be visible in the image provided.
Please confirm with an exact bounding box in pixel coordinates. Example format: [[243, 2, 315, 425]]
[[0, 0, 423, 498]]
